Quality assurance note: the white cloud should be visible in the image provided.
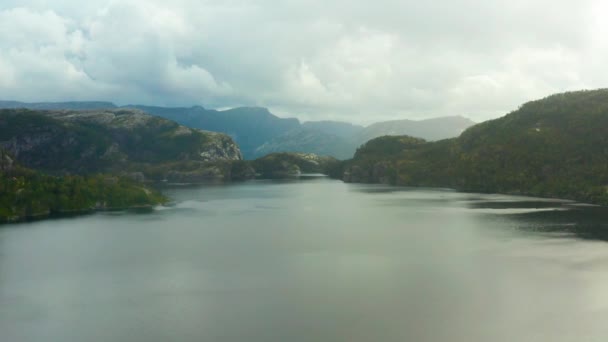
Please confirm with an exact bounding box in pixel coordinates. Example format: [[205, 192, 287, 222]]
[[0, 0, 606, 123]]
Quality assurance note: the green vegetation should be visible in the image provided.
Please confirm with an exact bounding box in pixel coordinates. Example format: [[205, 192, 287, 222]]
[[253, 128, 356, 160], [335, 89, 608, 205], [0, 108, 244, 223], [0, 107, 351, 223], [1, 102, 475, 160], [0, 108, 242, 180], [0, 165, 166, 222], [252, 152, 339, 178]]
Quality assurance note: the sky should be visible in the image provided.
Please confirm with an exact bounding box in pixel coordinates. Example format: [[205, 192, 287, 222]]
[[0, 0, 607, 124]]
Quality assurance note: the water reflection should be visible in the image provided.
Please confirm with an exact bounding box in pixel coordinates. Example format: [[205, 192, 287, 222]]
[[2, 179, 608, 342], [504, 206, 608, 241]]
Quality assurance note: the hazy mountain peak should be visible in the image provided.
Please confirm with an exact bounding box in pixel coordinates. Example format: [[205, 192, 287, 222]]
[[355, 115, 476, 145]]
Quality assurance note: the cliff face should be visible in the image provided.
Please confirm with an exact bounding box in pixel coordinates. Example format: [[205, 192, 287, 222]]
[[198, 131, 242, 162], [0, 109, 243, 181]]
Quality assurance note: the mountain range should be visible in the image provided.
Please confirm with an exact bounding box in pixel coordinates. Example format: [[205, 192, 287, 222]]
[[0, 106, 342, 221], [0, 101, 475, 160], [5, 88, 608, 218]]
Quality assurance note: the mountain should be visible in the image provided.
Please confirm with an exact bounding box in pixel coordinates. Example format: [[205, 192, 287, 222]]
[[255, 116, 474, 159], [353, 116, 475, 145], [0, 108, 245, 182], [0, 102, 302, 159], [0, 101, 474, 160], [0, 107, 341, 222], [253, 128, 355, 160], [334, 89, 608, 206], [125, 105, 301, 159], [301, 120, 364, 138]]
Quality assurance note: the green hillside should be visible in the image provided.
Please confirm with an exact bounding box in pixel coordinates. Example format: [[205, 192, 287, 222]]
[[335, 89, 608, 205], [0, 149, 165, 222], [253, 152, 339, 178], [0, 108, 243, 181]]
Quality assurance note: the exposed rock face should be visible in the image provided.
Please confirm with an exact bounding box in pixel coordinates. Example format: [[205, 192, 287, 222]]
[[0, 148, 14, 172], [199, 131, 242, 161], [0, 108, 244, 180]]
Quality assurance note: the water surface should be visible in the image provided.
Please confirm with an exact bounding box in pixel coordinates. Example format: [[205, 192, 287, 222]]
[[2, 177, 608, 341]]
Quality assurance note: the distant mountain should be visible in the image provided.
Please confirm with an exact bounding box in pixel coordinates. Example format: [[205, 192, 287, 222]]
[[254, 128, 355, 160], [125, 105, 301, 159], [301, 121, 364, 138], [0, 101, 306, 159], [353, 116, 475, 146], [334, 89, 608, 206], [252, 152, 339, 178], [256, 116, 474, 159], [0, 101, 474, 160]]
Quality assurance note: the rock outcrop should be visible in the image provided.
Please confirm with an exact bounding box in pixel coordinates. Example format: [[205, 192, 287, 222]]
[[0, 108, 245, 181]]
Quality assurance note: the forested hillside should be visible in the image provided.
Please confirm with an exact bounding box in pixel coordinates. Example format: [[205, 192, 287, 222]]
[[335, 89, 608, 205], [0, 149, 165, 222]]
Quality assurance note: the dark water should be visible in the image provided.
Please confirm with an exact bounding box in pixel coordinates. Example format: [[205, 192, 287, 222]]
[[2, 177, 608, 342]]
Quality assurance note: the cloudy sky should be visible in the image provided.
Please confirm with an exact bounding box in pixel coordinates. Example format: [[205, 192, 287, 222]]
[[1, 0, 607, 123]]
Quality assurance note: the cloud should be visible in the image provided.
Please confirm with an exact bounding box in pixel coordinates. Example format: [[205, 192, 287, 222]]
[[0, 0, 606, 123]]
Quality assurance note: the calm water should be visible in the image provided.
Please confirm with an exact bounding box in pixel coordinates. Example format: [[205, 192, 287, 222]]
[[2, 177, 608, 342]]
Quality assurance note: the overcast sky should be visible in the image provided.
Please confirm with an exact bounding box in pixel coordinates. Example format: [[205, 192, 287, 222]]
[[1, 0, 607, 123]]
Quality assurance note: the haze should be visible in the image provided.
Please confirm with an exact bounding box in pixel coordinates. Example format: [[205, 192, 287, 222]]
[[1, 0, 607, 123]]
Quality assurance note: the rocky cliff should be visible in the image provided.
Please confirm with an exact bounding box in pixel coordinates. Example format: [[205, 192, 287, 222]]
[[0, 108, 244, 181]]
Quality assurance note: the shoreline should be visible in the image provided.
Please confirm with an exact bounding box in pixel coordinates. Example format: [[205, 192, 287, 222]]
[[0, 204, 161, 225]]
